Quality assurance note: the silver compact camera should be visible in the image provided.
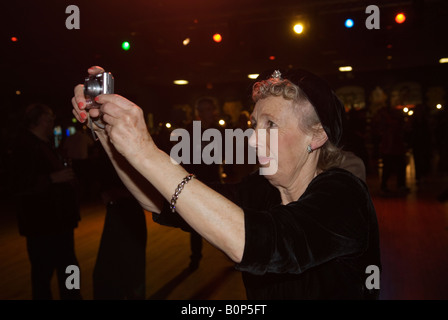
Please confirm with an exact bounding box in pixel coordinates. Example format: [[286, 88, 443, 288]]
[[84, 72, 114, 109]]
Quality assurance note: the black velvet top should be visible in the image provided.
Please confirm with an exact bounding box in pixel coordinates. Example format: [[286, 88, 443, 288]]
[[154, 167, 381, 300]]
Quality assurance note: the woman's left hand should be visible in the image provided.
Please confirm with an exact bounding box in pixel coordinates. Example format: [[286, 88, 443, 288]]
[[96, 94, 156, 161]]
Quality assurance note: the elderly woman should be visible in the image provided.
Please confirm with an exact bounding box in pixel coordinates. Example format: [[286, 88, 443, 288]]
[[72, 67, 381, 299]]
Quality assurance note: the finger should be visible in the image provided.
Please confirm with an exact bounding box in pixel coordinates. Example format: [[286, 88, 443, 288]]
[[72, 108, 87, 123], [71, 97, 81, 116], [105, 123, 112, 136], [73, 83, 101, 119], [74, 84, 86, 110], [96, 94, 135, 111], [99, 102, 125, 119], [71, 96, 88, 123], [101, 112, 118, 126], [88, 66, 105, 75], [88, 108, 101, 118]]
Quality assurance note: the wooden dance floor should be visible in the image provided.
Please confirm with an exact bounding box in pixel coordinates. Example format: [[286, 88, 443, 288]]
[[1, 168, 447, 300]]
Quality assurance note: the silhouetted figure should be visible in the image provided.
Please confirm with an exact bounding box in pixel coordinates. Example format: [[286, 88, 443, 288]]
[[344, 108, 370, 172], [410, 104, 432, 185], [373, 104, 409, 194], [435, 107, 448, 173], [92, 148, 147, 299], [182, 97, 224, 271], [224, 110, 258, 184], [11, 103, 82, 300], [61, 123, 94, 201], [435, 107, 448, 202]]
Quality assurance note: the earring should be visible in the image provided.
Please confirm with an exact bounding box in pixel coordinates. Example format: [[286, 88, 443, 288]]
[[307, 145, 313, 154]]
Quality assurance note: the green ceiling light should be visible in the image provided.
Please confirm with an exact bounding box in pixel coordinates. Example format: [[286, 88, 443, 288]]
[[121, 41, 130, 51]]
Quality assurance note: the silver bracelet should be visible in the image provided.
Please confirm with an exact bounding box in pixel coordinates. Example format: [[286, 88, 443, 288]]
[[170, 174, 196, 213]]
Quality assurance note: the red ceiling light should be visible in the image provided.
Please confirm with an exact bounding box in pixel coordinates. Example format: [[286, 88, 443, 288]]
[[213, 33, 222, 43], [11, 36, 18, 42], [269, 55, 276, 60], [395, 13, 406, 24]]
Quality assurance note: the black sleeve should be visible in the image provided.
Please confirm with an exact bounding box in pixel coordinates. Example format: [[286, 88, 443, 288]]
[[236, 171, 370, 275], [152, 201, 193, 232]]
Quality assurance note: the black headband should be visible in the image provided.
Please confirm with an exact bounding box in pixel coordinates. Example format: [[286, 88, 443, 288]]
[[255, 68, 345, 147]]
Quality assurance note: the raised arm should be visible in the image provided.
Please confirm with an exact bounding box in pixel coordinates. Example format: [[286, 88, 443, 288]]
[[71, 67, 163, 213], [95, 129, 164, 213], [71, 68, 245, 262]]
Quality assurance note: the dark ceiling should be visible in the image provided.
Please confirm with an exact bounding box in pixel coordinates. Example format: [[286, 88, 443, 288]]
[[3, 0, 448, 122]]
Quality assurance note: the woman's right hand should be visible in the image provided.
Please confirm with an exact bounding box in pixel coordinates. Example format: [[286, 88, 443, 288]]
[[71, 66, 105, 128]]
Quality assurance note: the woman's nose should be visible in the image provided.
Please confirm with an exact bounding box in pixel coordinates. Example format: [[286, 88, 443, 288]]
[[248, 128, 269, 149], [248, 129, 257, 148]]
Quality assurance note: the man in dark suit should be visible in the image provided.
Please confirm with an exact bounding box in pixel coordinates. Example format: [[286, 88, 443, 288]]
[[11, 103, 82, 300]]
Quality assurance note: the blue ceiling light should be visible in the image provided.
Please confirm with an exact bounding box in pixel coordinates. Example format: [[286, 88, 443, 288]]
[[345, 19, 354, 28]]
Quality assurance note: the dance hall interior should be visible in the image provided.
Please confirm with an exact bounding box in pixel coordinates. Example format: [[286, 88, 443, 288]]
[[1, 0, 448, 303]]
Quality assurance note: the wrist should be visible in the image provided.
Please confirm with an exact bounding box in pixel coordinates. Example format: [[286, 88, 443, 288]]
[[133, 142, 160, 164]]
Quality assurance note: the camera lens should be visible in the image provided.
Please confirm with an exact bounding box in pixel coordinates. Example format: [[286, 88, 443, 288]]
[[84, 78, 102, 98]]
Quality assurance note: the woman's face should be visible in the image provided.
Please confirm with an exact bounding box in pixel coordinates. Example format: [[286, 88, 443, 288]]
[[249, 96, 313, 187]]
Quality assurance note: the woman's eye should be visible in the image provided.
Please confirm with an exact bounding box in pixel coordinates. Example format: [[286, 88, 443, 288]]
[[268, 120, 276, 128]]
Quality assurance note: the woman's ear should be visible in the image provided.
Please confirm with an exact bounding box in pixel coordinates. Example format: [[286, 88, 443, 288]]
[[310, 123, 328, 150]]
